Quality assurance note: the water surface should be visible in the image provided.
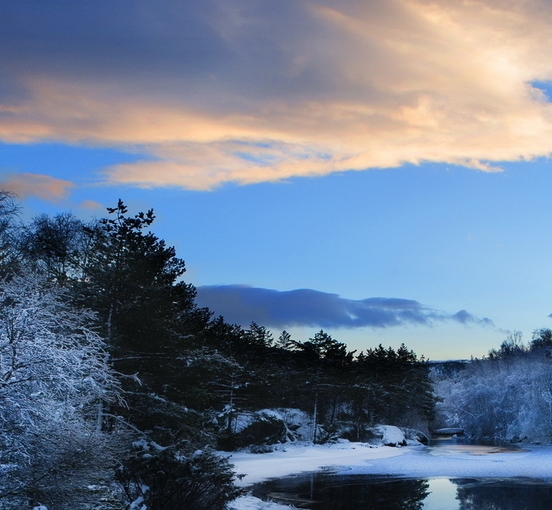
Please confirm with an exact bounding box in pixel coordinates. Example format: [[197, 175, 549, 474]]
[[250, 440, 552, 508], [252, 473, 552, 509]]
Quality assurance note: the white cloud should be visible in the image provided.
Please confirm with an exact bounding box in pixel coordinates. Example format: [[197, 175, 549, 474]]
[[2, 0, 552, 189]]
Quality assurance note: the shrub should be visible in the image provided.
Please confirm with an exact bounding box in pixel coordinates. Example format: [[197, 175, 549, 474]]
[[117, 443, 242, 510]]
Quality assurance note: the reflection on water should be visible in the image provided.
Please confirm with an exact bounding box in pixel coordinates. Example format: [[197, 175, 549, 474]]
[[423, 478, 458, 509], [251, 474, 429, 509], [251, 440, 552, 508], [252, 474, 552, 509], [427, 438, 525, 457], [455, 478, 552, 509]]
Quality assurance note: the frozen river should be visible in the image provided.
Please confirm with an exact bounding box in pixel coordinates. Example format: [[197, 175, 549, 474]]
[[228, 440, 552, 509], [250, 474, 552, 509]]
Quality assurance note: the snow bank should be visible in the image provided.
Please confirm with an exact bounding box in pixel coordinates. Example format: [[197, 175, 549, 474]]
[[276, 408, 312, 441], [228, 494, 295, 510], [372, 425, 406, 446], [226, 441, 552, 509], [231, 441, 552, 485], [340, 444, 552, 480], [229, 441, 406, 487], [227, 441, 407, 509]]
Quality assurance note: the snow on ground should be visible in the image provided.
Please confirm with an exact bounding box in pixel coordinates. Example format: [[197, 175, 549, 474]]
[[228, 494, 297, 510], [227, 441, 407, 510], [339, 443, 552, 480], [226, 442, 552, 510], [229, 440, 406, 487]]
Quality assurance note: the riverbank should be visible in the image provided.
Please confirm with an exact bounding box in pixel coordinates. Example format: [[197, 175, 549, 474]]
[[226, 441, 552, 510], [230, 441, 407, 487], [227, 441, 409, 510]]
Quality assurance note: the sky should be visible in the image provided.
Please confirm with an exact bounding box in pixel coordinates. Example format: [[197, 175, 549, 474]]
[[2, 0, 552, 359]]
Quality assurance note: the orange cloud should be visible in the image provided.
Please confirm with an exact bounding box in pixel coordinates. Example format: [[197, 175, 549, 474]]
[[78, 199, 104, 210], [0, 173, 75, 202], [2, 0, 552, 189]]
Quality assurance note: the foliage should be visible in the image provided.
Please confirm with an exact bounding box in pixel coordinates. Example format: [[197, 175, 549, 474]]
[[434, 333, 552, 441], [0, 191, 22, 276], [20, 212, 90, 283], [12, 194, 552, 508], [77, 199, 197, 350], [117, 443, 242, 510], [75, 200, 213, 418], [530, 328, 552, 352], [0, 273, 122, 509], [1, 197, 444, 509], [488, 331, 525, 359]]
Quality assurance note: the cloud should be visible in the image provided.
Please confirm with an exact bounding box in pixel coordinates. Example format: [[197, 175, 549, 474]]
[[2, 1, 552, 189], [78, 199, 104, 210], [195, 285, 494, 330], [452, 309, 495, 327], [0, 172, 74, 202]]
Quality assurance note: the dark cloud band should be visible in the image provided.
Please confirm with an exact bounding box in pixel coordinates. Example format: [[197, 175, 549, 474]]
[[195, 285, 494, 329]]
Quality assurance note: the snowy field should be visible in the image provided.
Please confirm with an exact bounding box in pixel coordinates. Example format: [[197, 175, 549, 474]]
[[227, 441, 552, 510]]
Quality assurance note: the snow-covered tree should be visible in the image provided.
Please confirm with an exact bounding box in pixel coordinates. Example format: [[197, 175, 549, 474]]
[[434, 347, 552, 442], [0, 273, 122, 509]]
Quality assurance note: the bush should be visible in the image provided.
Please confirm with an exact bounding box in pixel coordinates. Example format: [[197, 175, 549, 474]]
[[117, 442, 242, 510]]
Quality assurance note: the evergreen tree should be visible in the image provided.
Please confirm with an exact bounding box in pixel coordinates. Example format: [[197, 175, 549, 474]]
[[78, 200, 196, 349], [355, 344, 434, 429], [72, 201, 216, 441], [289, 331, 355, 441], [72, 201, 216, 392]]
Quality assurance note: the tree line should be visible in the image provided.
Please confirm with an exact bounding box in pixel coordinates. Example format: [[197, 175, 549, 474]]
[[0, 194, 435, 509]]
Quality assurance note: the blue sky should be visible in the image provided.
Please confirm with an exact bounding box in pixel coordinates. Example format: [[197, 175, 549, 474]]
[[2, 0, 552, 359]]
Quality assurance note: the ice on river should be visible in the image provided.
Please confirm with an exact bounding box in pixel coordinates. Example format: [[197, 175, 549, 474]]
[[227, 441, 552, 510]]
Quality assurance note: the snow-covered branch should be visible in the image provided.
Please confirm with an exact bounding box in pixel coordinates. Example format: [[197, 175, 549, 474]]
[[0, 273, 123, 508]]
